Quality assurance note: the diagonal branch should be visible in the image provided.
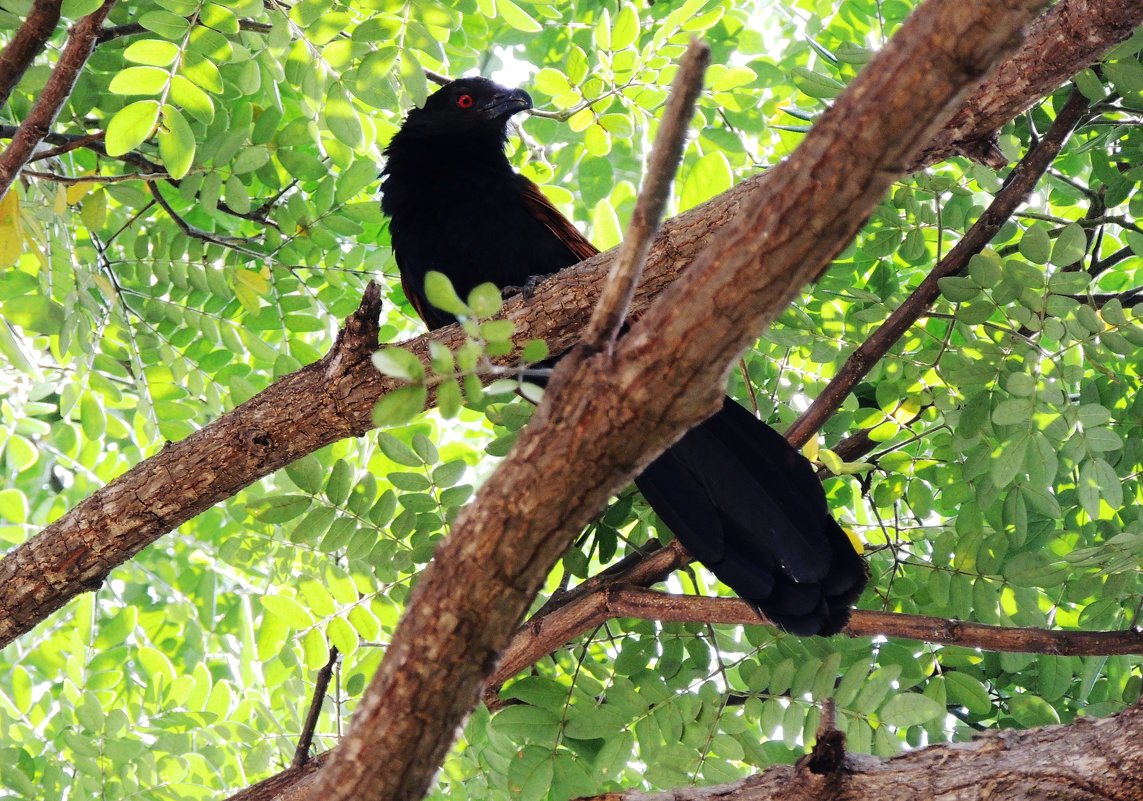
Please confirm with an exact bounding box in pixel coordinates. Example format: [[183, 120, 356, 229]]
[[0, 0, 117, 202], [0, 0, 62, 109], [582, 40, 710, 352], [784, 87, 1091, 448]]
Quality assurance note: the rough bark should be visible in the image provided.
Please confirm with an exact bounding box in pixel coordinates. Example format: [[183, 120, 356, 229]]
[[914, 0, 1143, 168], [0, 0, 62, 110], [0, 0, 116, 201], [299, 1, 1051, 800], [578, 702, 1143, 801], [0, 0, 1137, 650]]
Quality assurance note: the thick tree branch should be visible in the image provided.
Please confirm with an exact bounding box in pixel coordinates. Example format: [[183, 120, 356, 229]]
[[784, 87, 1090, 448], [574, 702, 1143, 801], [0, 0, 116, 201], [0, 0, 62, 110], [583, 40, 709, 352], [913, 0, 1143, 167], [300, 2, 1050, 799], [0, 0, 1131, 654]]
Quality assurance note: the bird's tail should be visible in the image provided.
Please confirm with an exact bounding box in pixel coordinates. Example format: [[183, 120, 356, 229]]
[[635, 397, 868, 636]]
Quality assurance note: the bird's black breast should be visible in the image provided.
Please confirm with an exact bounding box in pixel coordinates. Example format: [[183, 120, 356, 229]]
[[383, 159, 583, 329]]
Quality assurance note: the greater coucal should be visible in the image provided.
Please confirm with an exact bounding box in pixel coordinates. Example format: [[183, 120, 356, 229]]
[[380, 77, 867, 635]]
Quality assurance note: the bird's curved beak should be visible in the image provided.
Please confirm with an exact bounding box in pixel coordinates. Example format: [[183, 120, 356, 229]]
[[482, 88, 533, 119]]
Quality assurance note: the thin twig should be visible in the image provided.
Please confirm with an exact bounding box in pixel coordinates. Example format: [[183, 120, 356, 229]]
[[292, 647, 340, 769], [0, 0, 118, 201], [0, 0, 62, 110], [96, 17, 272, 43], [146, 181, 263, 256], [784, 87, 1090, 448], [22, 169, 173, 184], [582, 39, 710, 354]]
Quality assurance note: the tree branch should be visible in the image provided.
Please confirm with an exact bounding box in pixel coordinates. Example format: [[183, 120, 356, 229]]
[[0, 0, 117, 202], [488, 588, 1143, 696], [582, 40, 710, 353], [292, 648, 339, 769], [571, 702, 1143, 801], [913, 0, 1143, 168], [0, 0, 62, 110], [299, 2, 1051, 799], [784, 87, 1090, 448]]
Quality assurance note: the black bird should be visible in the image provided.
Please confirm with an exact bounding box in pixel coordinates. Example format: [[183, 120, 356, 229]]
[[380, 77, 867, 635]]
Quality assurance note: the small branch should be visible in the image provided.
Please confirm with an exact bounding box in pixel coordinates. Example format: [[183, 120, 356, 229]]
[[0, 0, 118, 201], [146, 181, 263, 256], [784, 87, 1089, 448], [0, 0, 62, 110], [293, 647, 340, 769], [22, 169, 173, 184], [96, 17, 272, 43], [488, 587, 1143, 695], [582, 40, 710, 354]]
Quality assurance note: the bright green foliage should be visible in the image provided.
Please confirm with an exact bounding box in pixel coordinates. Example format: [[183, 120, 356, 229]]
[[1, 0, 1142, 799]]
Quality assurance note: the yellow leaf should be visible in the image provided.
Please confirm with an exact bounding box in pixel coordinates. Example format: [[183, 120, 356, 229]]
[[843, 527, 864, 555], [54, 186, 67, 215], [0, 189, 23, 266], [801, 436, 819, 463], [234, 269, 269, 294], [66, 182, 95, 205]]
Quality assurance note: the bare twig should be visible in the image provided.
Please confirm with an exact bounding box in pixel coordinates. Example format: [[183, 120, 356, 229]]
[[22, 169, 173, 184], [0, 0, 62, 109], [0, 0, 118, 201], [784, 87, 1090, 448], [96, 17, 272, 43], [146, 181, 263, 256], [293, 647, 340, 769], [582, 40, 710, 354]]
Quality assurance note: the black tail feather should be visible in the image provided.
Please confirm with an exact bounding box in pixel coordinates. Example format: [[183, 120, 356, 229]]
[[635, 398, 867, 636]]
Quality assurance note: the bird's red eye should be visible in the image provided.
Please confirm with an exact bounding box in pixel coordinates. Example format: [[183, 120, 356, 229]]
[[456, 93, 474, 109]]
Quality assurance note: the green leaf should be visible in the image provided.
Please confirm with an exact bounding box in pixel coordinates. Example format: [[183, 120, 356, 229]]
[[1050, 223, 1087, 266], [372, 384, 427, 427], [105, 100, 160, 156], [138, 9, 190, 39], [1018, 223, 1051, 264], [324, 89, 363, 148], [879, 693, 944, 728], [468, 283, 503, 318], [261, 595, 314, 629], [123, 39, 180, 67], [592, 197, 622, 249], [422, 271, 470, 317], [158, 105, 195, 179], [109, 66, 169, 95], [2, 295, 65, 334], [610, 3, 639, 50], [496, 0, 542, 32], [680, 152, 733, 210], [791, 66, 844, 98], [371, 347, 425, 382], [1008, 694, 1060, 728]]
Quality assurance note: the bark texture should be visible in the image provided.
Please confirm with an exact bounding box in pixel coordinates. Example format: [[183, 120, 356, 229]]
[[0, 0, 1136, 651], [582, 702, 1143, 801], [0, 0, 62, 110], [299, 1, 1051, 799]]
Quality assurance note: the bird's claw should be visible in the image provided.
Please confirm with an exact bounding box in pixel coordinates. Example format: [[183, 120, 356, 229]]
[[502, 273, 554, 300]]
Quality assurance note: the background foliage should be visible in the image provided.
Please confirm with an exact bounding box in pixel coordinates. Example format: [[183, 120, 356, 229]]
[[1, 0, 1142, 798]]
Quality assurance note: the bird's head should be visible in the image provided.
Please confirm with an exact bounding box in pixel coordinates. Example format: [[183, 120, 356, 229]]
[[398, 77, 533, 140]]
